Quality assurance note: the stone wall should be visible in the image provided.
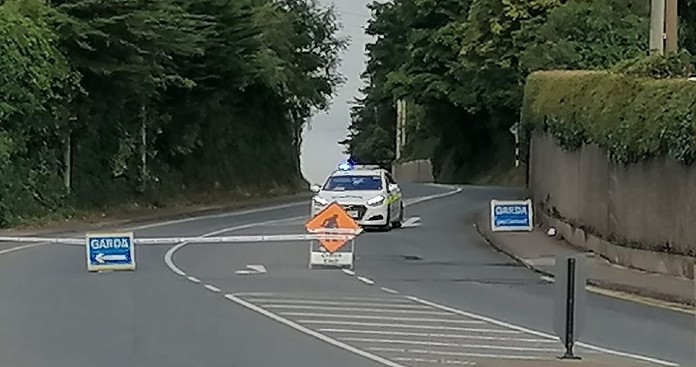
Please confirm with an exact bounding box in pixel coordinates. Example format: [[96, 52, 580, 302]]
[[392, 159, 434, 183], [530, 133, 695, 276]]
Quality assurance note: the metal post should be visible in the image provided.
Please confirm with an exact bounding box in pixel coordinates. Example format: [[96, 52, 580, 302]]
[[650, 0, 666, 54], [665, 0, 678, 53], [561, 257, 580, 359]]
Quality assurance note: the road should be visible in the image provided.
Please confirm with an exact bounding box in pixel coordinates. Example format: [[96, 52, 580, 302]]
[[0, 184, 692, 367]]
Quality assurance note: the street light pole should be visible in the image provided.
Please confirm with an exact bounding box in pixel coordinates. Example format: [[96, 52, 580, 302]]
[[665, 0, 678, 53], [650, 0, 666, 54]]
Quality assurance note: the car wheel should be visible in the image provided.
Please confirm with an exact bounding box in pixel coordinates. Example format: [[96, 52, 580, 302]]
[[382, 206, 392, 231]]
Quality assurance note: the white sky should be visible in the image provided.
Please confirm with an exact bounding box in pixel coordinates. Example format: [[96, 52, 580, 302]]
[[300, 0, 374, 185]]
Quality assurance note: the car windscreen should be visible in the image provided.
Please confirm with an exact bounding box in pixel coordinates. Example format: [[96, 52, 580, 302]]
[[323, 175, 383, 191]]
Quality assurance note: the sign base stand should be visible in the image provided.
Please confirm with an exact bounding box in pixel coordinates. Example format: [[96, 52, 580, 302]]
[[309, 239, 354, 269]]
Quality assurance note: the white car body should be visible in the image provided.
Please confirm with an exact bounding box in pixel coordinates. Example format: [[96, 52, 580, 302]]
[[310, 165, 404, 229]]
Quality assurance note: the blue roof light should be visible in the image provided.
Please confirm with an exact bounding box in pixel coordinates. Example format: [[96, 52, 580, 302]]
[[337, 159, 355, 171]]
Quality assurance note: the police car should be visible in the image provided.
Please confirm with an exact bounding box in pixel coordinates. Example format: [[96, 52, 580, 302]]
[[310, 161, 404, 229]]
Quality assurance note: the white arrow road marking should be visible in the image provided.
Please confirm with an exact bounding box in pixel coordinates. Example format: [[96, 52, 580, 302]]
[[401, 216, 421, 228], [235, 264, 267, 275]]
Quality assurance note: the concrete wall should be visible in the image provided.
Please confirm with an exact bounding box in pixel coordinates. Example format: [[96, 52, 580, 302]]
[[392, 159, 434, 183], [530, 133, 696, 276]]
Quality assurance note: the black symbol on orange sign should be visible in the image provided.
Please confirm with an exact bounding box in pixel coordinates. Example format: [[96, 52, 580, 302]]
[[322, 215, 338, 229]]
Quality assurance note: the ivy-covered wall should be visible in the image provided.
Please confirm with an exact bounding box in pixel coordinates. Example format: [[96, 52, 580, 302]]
[[523, 70, 696, 256]]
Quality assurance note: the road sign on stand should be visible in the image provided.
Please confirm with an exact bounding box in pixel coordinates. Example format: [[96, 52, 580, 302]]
[[490, 199, 533, 232], [86, 232, 135, 272], [305, 202, 361, 268]]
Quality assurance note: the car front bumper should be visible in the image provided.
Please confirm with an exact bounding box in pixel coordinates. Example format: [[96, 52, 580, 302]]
[[311, 202, 389, 226]]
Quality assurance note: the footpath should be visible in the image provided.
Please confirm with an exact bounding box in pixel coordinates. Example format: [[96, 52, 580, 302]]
[[473, 211, 694, 311]]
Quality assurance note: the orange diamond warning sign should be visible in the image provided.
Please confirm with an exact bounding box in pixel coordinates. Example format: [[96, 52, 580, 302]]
[[305, 202, 361, 253]]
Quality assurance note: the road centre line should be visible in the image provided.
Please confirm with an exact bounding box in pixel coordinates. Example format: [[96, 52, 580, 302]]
[[408, 296, 679, 367], [339, 337, 561, 352], [316, 328, 555, 343], [187, 276, 201, 283], [357, 276, 375, 285], [368, 347, 546, 361], [262, 305, 451, 315], [381, 287, 399, 294], [243, 299, 431, 308], [286, 314, 496, 325], [204, 284, 221, 293]]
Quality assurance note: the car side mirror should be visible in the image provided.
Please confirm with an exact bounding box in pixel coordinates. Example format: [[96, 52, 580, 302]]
[[388, 184, 399, 192], [310, 184, 321, 193]]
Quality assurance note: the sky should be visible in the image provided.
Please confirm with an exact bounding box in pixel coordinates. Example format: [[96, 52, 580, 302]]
[[299, 0, 373, 185]]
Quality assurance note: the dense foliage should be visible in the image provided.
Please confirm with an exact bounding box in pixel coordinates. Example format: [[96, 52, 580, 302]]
[[0, 0, 345, 226], [523, 71, 696, 165], [343, 0, 691, 181]]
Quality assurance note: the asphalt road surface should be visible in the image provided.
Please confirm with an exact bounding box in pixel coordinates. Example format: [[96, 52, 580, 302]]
[[0, 184, 692, 367]]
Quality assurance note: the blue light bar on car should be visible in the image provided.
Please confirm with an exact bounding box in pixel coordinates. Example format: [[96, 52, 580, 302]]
[[337, 159, 355, 171]]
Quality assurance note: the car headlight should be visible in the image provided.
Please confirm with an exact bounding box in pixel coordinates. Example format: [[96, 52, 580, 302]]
[[313, 196, 329, 206], [367, 195, 385, 206]]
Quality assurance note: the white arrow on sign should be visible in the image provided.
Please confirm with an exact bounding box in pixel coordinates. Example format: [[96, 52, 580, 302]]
[[95, 253, 127, 264], [235, 264, 267, 275]]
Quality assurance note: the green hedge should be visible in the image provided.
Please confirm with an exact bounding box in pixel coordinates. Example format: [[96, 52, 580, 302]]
[[522, 70, 696, 165]]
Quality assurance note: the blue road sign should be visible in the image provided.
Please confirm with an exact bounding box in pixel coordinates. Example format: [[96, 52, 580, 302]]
[[86, 232, 136, 271], [490, 199, 533, 232]]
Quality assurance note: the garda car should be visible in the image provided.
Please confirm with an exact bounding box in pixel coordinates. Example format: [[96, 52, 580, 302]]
[[310, 162, 404, 229]]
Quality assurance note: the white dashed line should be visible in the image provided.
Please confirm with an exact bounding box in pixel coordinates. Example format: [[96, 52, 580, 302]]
[[342, 269, 355, 276], [357, 276, 375, 285], [204, 284, 221, 293], [381, 287, 399, 294], [187, 276, 201, 283]]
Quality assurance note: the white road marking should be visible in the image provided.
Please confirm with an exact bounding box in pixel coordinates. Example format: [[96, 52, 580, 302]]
[[341, 338, 561, 352], [540, 276, 554, 283], [342, 269, 355, 276], [187, 276, 201, 283], [263, 305, 450, 315], [159, 186, 677, 367], [240, 293, 413, 303], [404, 186, 462, 207], [369, 347, 545, 361], [244, 299, 430, 308], [164, 216, 303, 276], [204, 284, 220, 293], [408, 296, 680, 367], [298, 320, 494, 330], [235, 264, 267, 275], [381, 287, 399, 294], [316, 328, 555, 343], [392, 357, 475, 366], [224, 294, 407, 367], [401, 217, 421, 228], [0, 242, 50, 256], [287, 314, 494, 325], [357, 276, 375, 285]]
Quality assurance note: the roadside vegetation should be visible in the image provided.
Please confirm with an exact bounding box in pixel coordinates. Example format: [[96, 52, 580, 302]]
[[0, 0, 345, 228], [344, 0, 696, 183]]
